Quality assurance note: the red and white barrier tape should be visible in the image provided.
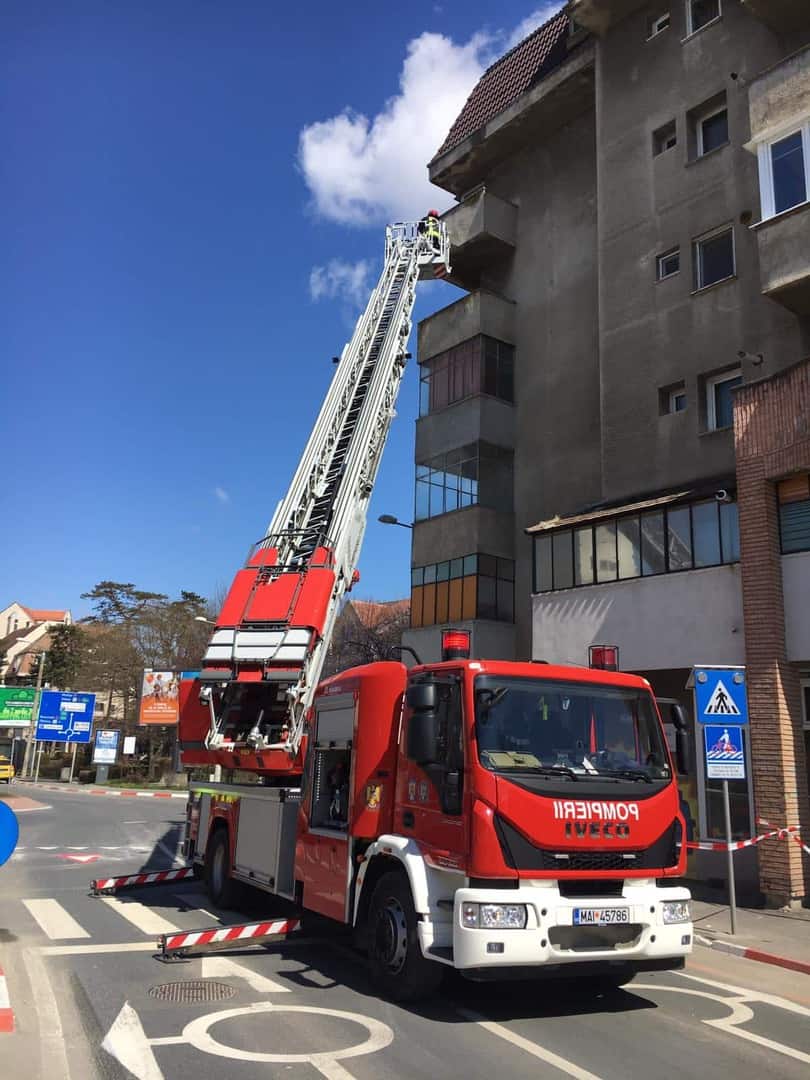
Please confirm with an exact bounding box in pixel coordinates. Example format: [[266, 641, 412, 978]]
[[685, 817, 807, 855], [159, 917, 300, 955], [91, 867, 194, 893]]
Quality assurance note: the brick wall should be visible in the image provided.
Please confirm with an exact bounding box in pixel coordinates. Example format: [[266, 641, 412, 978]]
[[734, 359, 810, 905]]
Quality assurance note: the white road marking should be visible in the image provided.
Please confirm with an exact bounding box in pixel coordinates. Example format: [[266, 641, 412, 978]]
[[172, 891, 216, 919], [201, 956, 290, 993], [457, 1008, 604, 1080], [677, 970, 810, 1017], [23, 899, 90, 940], [23, 948, 70, 1079], [123, 820, 147, 824], [635, 977, 810, 1066], [101, 896, 179, 935], [157, 840, 184, 864], [40, 941, 158, 956], [102, 1001, 165, 1080]]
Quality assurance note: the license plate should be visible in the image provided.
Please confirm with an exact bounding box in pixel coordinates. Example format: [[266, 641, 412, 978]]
[[573, 907, 630, 926]]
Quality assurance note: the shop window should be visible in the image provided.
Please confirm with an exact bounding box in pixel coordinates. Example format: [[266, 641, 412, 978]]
[[574, 527, 594, 586], [617, 516, 641, 579], [552, 530, 574, 590], [595, 521, 617, 583], [667, 506, 693, 570], [641, 511, 666, 575], [692, 499, 721, 567]]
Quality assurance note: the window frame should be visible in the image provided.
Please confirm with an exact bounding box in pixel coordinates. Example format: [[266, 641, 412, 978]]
[[647, 12, 671, 39], [668, 388, 687, 413], [693, 224, 735, 291], [706, 367, 742, 431], [685, 0, 721, 38], [696, 102, 729, 158], [657, 247, 680, 280], [802, 679, 810, 733], [756, 121, 810, 222], [653, 121, 677, 157]]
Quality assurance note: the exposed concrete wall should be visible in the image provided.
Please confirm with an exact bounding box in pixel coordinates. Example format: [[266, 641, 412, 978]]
[[531, 564, 745, 670], [403, 620, 516, 666], [748, 42, 810, 141], [415, 396, 515, 462], [412, 506, 514, 567], [783, 551, 810, 661], [595, 1, 805, 503], [754, 203, 810, 314], [418, 290, 515, 360]]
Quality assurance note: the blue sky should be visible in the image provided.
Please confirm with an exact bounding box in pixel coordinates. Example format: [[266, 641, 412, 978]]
[[2, 1, 559, 619]]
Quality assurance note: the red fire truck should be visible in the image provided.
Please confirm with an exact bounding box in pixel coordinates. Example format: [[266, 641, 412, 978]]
[[180, 221, 693, 1000]]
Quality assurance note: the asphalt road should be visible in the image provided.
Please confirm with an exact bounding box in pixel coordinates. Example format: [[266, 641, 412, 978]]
[[2, 784, 810, 1080]]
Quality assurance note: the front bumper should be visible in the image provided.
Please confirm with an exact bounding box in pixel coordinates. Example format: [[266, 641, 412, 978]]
[[450, 881, 693, 971]]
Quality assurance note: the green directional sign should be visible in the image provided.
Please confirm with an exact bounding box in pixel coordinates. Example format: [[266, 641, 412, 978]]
[[0, 686, 36, 727]]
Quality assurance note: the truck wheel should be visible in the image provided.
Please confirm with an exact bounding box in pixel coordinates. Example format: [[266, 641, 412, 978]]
[[367, 871, 443, 1002], [205, 829, 237, 908]]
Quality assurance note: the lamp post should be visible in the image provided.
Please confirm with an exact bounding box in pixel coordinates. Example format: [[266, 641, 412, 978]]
[[378, 514, 413, 530]]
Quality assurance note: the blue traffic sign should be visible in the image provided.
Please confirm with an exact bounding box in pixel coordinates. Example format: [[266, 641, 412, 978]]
[[35, 690, 96, 744], [0, 801, 19, 866], [704, 723, 746, 780], [92, 729, 120, 765], [694, 667, 748, 725]]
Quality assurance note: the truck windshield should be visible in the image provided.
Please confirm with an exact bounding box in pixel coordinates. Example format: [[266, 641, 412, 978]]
[[474, 676, 671, 781]]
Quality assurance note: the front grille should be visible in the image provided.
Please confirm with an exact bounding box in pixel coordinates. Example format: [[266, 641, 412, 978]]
[[549, 924, 642, 952], [539, 851, 640, 872], [494, 815, 679, 872]]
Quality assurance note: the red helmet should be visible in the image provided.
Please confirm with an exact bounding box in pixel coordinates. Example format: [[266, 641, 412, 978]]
[[428, 209, 439, 217]]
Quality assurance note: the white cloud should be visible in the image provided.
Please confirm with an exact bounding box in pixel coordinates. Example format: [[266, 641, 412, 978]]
[[213, 486, 230, 504], [506, 4, 562, 49], [297, 8, 564, 227], [309, 259, 372, 307]]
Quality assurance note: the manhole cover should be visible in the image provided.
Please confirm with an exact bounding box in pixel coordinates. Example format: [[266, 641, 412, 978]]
[[149, 981, 237, 1004]]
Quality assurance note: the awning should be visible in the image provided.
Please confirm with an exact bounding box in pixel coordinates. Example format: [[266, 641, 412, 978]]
[[525, 490, 694, 535]]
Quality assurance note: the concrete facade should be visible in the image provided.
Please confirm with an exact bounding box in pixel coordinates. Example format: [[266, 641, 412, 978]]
[[410, 2, 810, 903]]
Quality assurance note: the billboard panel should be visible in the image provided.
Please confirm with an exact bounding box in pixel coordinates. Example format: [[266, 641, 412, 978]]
[[0, 687, 36, 728], [139, 671, 179, 725]]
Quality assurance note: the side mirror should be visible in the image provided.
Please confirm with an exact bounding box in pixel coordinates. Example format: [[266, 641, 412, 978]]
[[670, 703, 689, 732], [407, 711, 439, 766], [675, 729, 690, 776], [406, 682, 437, 711]]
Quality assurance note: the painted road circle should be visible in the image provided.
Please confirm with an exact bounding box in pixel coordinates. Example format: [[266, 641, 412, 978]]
[[0, 802, 19, 866], [181, 1002, 394, 1065]]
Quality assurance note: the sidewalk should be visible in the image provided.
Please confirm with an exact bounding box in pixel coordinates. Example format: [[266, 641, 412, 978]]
[[692, 898, 810, 976]]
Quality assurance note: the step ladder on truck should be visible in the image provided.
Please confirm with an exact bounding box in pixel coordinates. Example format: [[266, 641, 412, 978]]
[[178, 218, 695, 1001]]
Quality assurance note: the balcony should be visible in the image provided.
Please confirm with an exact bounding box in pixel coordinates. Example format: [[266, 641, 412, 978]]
[[443, 189, 517, 291], [754, 202, 810, 314], [418, 290, 515, 361], [741, 1, 809, 33], [567, 0, 645, 35]]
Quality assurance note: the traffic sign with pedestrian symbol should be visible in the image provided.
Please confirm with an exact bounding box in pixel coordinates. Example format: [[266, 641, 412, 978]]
[[693, 667, 748, 725]]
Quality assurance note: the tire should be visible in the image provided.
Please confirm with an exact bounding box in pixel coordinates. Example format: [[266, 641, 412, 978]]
[[367, 871, 443, 1002], [205, 828, 238, 908]]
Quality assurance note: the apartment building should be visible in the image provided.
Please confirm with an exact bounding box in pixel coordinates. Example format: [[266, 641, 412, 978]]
[[403, 1, 810, 904]]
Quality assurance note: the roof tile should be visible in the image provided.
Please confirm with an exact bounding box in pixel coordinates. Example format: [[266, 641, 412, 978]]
[[433, 8, 570, 160]]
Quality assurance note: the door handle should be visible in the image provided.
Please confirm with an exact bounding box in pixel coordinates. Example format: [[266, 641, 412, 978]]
[[402, 810, 415, 828]]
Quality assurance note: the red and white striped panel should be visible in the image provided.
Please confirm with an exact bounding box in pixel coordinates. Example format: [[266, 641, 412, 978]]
[[92, 867, 194, 892], [686, 822, 802, 853], [160, 917, 300, 953], [0, 966, 14, 1033]]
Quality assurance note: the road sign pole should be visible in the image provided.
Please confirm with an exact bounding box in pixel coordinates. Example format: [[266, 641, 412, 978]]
[[22, 652, 46, 779], [722, 779, 737, 934], [34, 744, 42, 784], [68, 743, 78, 784]]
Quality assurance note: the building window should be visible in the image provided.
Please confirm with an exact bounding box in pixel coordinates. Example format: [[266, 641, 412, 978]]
[[411, 553, 514, 627], [778, 473, 810, 555], [653, 121, 677, 157], [657, 247, 680, 279], [693, 226, 734, 290], [419, 336, 514, 417], [533, 495, 740, 593], [756, 125, 810, 220], [706, 368, 742, 430], [647, 12, 671, 38], [686, 0, 720, 36], [696, 104, 728, 157], [415, 442, 513, 521], [670, 388, 687, 412]]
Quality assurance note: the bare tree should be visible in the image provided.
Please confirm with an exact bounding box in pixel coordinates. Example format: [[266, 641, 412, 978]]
[[323, 598, 410, 677]]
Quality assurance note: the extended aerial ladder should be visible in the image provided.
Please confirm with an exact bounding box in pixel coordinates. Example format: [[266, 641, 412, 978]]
[[179, 220, 450, 776]]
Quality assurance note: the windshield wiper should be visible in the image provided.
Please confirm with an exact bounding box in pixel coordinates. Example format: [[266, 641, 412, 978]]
[[595, 768, 656, 783], [499, 765, 580, 781]]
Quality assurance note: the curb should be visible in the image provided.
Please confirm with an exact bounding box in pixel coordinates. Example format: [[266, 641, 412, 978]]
[[0, 966, 14, 1033], [20, 782, 187, 800], [695, 932, 810, 977]]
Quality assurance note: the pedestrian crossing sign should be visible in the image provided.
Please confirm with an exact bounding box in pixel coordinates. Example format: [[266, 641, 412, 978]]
[[693, 667, 748, 725]]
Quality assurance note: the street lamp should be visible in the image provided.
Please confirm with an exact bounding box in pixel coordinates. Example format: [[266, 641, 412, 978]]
[[378, 514, 413, 530], [194, 616, 216, 625]]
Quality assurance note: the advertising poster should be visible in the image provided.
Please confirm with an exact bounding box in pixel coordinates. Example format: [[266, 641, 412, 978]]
[[139, 671, 179, 725], [0, 687, 36, 728], [92, 729, 120, 765]]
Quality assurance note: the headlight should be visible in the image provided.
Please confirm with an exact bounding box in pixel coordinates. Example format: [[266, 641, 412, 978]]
[[661, 900, 691, 924], [461, 902, 528, 929]]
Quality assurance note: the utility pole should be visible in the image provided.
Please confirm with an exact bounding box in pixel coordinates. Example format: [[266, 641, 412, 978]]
[[22, 651, 46, 779]]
